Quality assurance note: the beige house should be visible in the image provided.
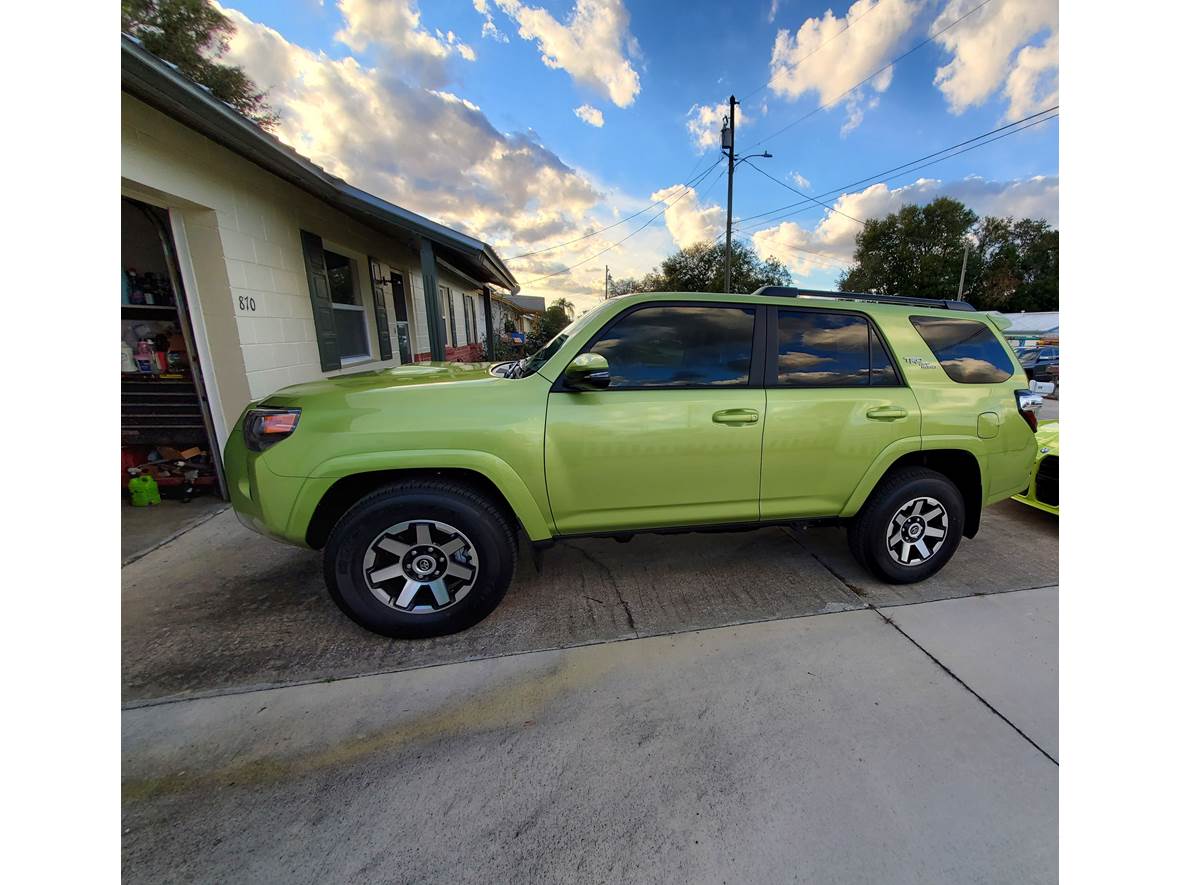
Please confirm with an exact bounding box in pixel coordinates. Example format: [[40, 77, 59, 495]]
[[120, 36, 518, 493], [489, 293, 545, 340]]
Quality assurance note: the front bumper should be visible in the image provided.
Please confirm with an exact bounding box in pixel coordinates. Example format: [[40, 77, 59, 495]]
[[223, 423, 315, 547], [1011, 452, 1059, 515]]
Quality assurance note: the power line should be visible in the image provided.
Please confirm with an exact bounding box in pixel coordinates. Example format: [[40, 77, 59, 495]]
[[740, 0, 887, 104], [746, 162, 866, 225], [734, 106, 1059, 230], [749, 0, 997, 150], [731, 109, 1059, 237], [729, 233, 848, 271], [737, 112, 1058, 237], [521, 165, 729, 286], [504, 158, 722, 261]]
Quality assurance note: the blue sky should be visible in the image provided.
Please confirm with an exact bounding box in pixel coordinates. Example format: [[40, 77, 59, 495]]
[[218, 0, 1059, 309]]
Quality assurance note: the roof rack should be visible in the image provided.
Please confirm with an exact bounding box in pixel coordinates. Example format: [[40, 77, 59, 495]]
[[750, 286, 976, 312]]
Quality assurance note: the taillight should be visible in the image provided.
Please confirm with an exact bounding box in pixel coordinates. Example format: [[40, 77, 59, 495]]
[[243, 407, 301, 452], [1015, 390, 1043, 433]]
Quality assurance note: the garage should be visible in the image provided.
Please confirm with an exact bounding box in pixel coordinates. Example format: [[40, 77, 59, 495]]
[[121, 196, 226, 557]]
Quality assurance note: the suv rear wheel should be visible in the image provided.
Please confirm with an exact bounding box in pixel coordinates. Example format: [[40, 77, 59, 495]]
[[848, 467, 965, 584], [324, 479, 517, 638]]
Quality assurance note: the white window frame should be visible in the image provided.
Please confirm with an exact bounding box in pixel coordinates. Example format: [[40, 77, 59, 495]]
[[440, 284, 454, 347], [324, 243, 373, 365], [384, 263, 415, 364], [464, 293, 477, 345]]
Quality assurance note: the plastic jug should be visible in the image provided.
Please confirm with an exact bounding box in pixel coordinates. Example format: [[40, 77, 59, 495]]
[[128, 474, 161, 507]]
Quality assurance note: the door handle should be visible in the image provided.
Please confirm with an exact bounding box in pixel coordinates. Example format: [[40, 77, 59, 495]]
[[712, 409, 760, 426], [866, 406, 908, 421]]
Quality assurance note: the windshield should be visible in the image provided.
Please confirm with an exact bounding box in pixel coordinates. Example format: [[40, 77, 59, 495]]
[[510, 302, 612, 379], [1019, 349, 1042, 367]]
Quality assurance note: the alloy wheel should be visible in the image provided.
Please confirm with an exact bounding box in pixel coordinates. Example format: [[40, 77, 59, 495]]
[[362, 520, 479, 613], [885, 496, 949, 566]]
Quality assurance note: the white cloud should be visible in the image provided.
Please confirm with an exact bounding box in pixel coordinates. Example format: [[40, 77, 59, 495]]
[[839, 93, 879, 136], [493, 0, 642, 107], [767, 0, 920, 133], [575, 104, 605, 127], [215, 5, 669, 314], [1003, 32, 1059, 121], [219, 8, 602, 254], [790, 170, 811, 189], [751, 175, 1059, 278], [473, 0, 510, 42], [768, 0, 781, 23], [931, 0, 1058, 121], [328, 0, 476, 87], [686, 101, 742, 153], [650, 183, 726, 249]]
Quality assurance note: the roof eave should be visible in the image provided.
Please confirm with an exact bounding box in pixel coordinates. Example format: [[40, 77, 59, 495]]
[[121, 35, 518, 293]]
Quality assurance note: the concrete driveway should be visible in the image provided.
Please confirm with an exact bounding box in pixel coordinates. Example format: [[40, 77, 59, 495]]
[[123, 501, 1057, 883], [123, 501, 1057, 704]]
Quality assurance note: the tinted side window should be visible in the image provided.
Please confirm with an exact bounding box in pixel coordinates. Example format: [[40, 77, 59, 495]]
[[589, 305, 755, 388], [777, 310, 873, 387], [910, 316, 1014, 384]]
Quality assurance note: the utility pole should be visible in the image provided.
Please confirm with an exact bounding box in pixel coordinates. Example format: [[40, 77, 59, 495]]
[[956, 242, 970, 300], [722, 94, 738, 294], [604, 265, 610, 300]]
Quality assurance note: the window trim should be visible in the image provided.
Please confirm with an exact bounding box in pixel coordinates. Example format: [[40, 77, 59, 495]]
[[439, 285, 458, 347], [323, 245, 373, 364], [384, 264, 414, 363], [908, 314, 1014, 384], [552, 300, 768, 393], [766, 305, 905, 390], [463, 293, 477, 345]]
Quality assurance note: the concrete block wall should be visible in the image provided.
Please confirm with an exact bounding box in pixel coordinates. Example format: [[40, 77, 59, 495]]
[[122, 94, 440, 412]]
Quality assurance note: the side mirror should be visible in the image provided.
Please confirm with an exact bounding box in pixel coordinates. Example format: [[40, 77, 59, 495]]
[[563, 352, 611, 390]]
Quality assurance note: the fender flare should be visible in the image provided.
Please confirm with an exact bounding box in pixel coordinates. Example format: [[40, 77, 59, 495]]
[[839, 436, 985, 525], [304, 449, 555, 541]]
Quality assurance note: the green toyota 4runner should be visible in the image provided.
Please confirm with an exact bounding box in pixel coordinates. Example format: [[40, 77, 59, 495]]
[[226, 288, 1042, 638]]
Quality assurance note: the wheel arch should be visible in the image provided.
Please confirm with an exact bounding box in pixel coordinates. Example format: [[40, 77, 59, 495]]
[[301, 454, 553, 549], [844, 447, 984, 538]]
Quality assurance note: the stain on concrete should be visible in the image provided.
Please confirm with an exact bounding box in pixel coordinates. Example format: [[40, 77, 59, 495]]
[[124, 650, 618, 804]]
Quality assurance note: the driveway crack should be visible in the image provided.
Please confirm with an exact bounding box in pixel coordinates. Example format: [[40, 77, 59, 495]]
[[785, 527, 1058, 767], [876, 610, 1058, 766], [566, 543, 638, 635]]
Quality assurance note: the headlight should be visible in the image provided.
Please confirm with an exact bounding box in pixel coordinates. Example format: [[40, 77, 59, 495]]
[[243, 408, 301, 452]]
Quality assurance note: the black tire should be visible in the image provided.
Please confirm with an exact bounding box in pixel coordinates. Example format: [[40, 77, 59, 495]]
[[847, 467, 965, 584], [324, 479, 517, 638]]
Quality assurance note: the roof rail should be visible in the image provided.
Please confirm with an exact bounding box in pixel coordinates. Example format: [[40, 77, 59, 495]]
[[750, 285, 977, 312]]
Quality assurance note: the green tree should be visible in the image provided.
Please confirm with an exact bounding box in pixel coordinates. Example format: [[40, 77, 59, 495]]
[[547, 298, 575, 322], [524, 298, 577, 352], [973, 217, 1059, 312], [838, 197, 980, 299], [837, 196, 1058, 311], [609, 240, 791, 297], [122, 0, 279, 131]]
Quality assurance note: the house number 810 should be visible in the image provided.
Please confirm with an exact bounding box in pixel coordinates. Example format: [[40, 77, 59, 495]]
[[238, 295, 257, 312]]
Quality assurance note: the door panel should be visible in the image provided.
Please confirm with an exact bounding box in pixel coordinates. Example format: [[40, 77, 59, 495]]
[[544, 302, 765, 534], [759, 307, 921, 519], [760, 387, 921, 518], [545, 388, 766, 533]]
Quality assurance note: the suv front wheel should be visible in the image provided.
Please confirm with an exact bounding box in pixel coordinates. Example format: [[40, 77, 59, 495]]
[[848, 467, 965, 584], [324, 479, 517, 638]]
